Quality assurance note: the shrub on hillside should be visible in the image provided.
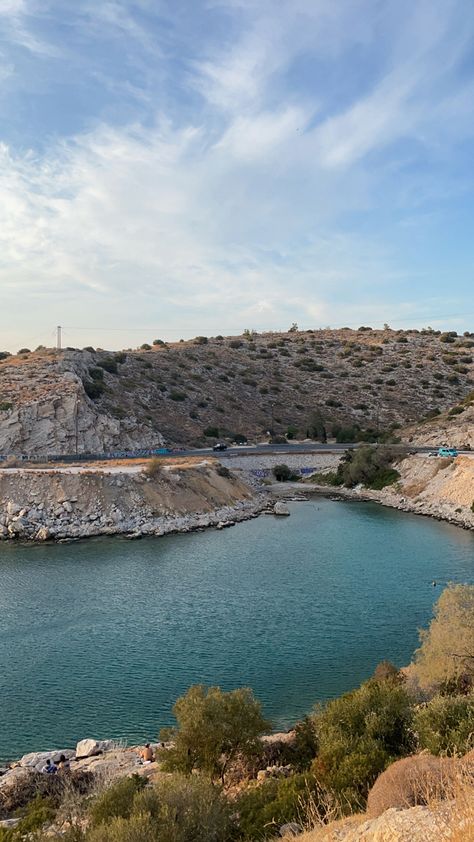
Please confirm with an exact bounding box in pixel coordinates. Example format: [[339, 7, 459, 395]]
[[144, 458, 164, 478], [411, 584, 474, 693], [335, 446, 400, 490], [87, 812, 156, 842], [90, 775, 147, 827], [204, 426, 219, 438], [236, 773, 320, 840], [366, 754, 455, 818], [87, 775, 232, 842], [414, 695, 474, 756], [159, 685, 269, 784], [311, 679, 415, 809], [97, 357, 118, 374], [83, 379, 105, 399], [272, 464, 297, 482]]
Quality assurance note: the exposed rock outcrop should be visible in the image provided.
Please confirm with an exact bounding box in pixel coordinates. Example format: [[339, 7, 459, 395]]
[[0, 351, 163, 458], [0, 458, 262, 541]]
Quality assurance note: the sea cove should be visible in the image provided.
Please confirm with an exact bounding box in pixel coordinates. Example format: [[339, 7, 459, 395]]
[[1, 499, 473, 761]]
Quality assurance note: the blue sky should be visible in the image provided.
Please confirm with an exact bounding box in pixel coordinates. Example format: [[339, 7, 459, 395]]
[[0, 0, 473, 351]]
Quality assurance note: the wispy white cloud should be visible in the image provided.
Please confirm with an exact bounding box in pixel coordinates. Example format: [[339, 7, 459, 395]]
[[0, 0, 474, 350]]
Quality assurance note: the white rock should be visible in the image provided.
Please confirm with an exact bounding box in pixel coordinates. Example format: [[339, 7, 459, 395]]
[[75, 738, 114, 758], [273, 502, 290, 516]]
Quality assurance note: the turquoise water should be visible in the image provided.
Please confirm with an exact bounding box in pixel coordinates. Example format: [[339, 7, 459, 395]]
[[0, 500, 473, 761]]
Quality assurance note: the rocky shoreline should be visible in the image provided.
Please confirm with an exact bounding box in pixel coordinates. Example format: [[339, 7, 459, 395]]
[[0, 460, 270, 543], [291, 477, 474, 531]]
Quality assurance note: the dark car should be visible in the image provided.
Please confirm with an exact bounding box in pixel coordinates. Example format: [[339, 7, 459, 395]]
[[213, 442, 228, 451]]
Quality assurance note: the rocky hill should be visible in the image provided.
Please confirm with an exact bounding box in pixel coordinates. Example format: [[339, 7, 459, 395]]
[[1, 327, 474, 457], [404, 392, 474, 448]]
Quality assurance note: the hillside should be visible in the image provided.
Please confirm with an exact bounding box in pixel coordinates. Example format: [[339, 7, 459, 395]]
[[1, 327, 473, 456], [404, 392, 474, 448]]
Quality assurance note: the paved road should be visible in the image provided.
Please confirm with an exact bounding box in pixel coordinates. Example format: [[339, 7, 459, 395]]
[[171, 443, 472, 459], [2, 442, 472, 469]]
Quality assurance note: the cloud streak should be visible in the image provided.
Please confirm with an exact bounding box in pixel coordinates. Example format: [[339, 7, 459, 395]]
[[0, 0, 473, 349]]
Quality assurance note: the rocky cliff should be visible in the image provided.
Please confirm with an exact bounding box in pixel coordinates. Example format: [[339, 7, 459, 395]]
[[0, 350, 162, 457]]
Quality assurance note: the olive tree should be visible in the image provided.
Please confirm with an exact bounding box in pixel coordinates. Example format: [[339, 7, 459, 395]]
[[160, 685, 270, 785], [411, 584, 474, 693]]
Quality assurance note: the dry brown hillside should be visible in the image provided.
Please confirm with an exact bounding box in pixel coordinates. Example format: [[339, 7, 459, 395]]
[[1, 327, 473, 456], [404, 391, 474, 448]]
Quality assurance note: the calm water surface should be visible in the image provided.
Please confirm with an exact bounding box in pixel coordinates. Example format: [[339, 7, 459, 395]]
[[1, 500, 473, 760]]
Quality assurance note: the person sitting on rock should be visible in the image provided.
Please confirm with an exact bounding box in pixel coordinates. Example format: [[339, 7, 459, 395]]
[[42, 758, 57, 774], [139, 743, 154, 763], [57, 754, 70, 772]]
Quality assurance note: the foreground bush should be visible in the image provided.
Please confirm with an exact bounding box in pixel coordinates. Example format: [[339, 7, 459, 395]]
[[414, 695, 474, 756], [366, 754, 455, 817], [236, 773, 320, 839], [90, 775, 147, 827], [311, 679, 415, 809], [87, 775, 232, 842], [0, 770, 93, 817]]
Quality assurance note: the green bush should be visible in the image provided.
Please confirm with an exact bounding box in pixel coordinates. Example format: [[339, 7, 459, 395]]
[[160, 685, 269, 784], [204, 426, 219, 438], [414, 695, 474, 756], [90, 776, 147, 827], [97, 357, 118, 374], [89, 367, 104, 381], [194, 336, 208, 345], [140, 343, 152, 350], [87, 812, 156, 842], [236, 773, 318, 839], [0, 401, 13, 411], [336, 446, 400, 490], [272, 464, 296, 482], [0, 351, 11, 360], [311, 679, 415, 809], [169, 391, 186, 401], [83, 379, 105, 399]]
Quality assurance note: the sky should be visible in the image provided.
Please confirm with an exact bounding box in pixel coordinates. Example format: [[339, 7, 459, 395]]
[[0, 0, 473, 351]]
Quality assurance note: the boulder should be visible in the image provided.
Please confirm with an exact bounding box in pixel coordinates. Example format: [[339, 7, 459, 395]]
[[35, 526, 51, 542], [18, 749, 75, 772], [75, 739, 114, 758], [273, 502, 290, 516]]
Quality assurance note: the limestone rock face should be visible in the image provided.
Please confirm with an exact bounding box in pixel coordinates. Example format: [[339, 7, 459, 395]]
[[0, 352, 163, 458]]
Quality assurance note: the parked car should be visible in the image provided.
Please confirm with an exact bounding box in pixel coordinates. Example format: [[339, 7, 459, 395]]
[[213, 442, 228, 451], [428, 451, 438, 457], [437, 447, 458, 457]]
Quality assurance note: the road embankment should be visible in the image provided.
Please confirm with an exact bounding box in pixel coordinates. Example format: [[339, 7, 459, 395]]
[[0, 458, 264, 542]]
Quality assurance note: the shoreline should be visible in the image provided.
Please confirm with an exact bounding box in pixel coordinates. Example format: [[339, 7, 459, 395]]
[[287, 483, 474, 531]]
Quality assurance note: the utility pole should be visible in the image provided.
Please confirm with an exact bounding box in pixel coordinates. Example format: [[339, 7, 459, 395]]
[[56, 325, 62, 351]]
